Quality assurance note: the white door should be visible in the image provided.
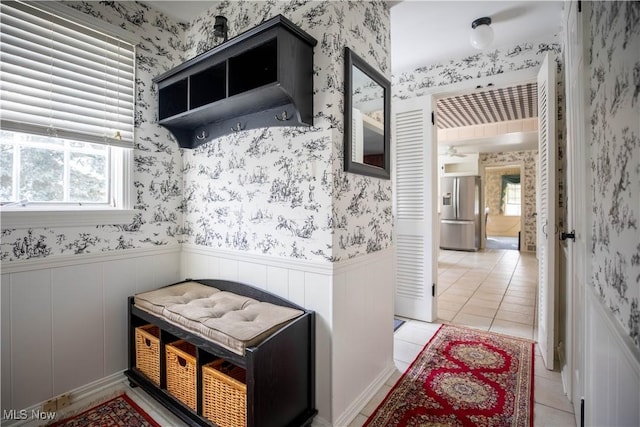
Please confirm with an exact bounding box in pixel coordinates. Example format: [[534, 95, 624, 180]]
[[537, 53, 557, 370], [563, 0, 587, 418], [393, 96, 437, 322]]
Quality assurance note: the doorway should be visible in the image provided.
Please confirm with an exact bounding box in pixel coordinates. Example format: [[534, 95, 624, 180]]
[[432, 78, 539, 339], [393, 67, 550, 337], [484, 165, 523, 251]]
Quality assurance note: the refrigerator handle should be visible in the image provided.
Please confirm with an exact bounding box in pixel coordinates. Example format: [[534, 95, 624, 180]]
[[450, 178, 454, 219], [454, 178, 459, 219]]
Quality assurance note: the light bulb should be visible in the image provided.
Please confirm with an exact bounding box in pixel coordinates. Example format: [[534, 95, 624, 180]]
[[470, 17, 494, 50]]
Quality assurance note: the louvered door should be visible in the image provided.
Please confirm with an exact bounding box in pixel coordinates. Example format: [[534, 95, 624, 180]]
[[537, 53, 557, 370], [393, 96, 436, 321]]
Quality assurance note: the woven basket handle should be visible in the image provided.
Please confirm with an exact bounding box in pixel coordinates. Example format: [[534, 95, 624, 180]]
[[178, 356, 187, 367], [145, 338, 151, 347]]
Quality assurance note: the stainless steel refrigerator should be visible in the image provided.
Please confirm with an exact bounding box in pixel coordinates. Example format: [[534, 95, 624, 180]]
[[440, 176, 482, 251]]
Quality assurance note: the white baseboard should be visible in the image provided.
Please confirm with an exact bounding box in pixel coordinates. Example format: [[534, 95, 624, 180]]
[[311, 415, 332, 427], [1, 372, 125, 427], [332, 361, 397, 427], [2, 364, 399, 427]]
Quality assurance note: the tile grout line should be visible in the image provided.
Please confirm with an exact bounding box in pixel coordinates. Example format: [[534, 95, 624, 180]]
[[437, 250, 538, 335], [534, 401, 576, 416], [488, 251, 519, 330]]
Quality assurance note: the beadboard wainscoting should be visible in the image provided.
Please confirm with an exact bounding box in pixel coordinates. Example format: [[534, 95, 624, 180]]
[[331, 250, 395, 427], [0, 246, 181, 413], [180, 245, 395, 426], [585, 285, 640, 426]]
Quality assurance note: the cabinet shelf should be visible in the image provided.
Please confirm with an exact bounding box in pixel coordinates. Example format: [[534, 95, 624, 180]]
[[154, 15, 316, 149]]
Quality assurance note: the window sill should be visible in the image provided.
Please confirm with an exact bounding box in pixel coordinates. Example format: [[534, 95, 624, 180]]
[[0, 208, 137, 229]]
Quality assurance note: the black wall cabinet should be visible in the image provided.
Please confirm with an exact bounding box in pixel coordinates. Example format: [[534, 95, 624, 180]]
[[154, 15, 317, 149]]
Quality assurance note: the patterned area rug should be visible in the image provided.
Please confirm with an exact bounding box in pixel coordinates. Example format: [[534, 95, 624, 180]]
[[49, 394, 160, 427], [365, 324, 534, 427]]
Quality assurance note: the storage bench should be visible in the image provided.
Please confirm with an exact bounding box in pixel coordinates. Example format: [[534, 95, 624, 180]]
[[125, 279, 316, 427]]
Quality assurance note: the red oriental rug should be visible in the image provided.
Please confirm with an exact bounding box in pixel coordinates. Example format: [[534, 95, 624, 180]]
[[364, 324, 534, 427], [49, 393, 160, 427]]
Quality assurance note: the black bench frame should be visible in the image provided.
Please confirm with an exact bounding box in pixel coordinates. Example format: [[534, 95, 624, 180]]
[[125, 279, 317, 427]]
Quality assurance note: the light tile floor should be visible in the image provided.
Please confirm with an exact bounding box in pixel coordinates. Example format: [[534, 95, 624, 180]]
[[437, 248, 538, 340], [350, 248, 576, 427]]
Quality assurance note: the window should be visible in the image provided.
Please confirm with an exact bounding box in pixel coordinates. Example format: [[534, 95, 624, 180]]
[[500, 174, 521, 216], [0, 1, 134, 219], [1, 130, 112, 204], [503, 182, 521, 216]]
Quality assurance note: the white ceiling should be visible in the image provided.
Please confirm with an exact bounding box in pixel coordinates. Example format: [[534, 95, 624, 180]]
[[148, 1, 212, 23], [147, 1, 563, 74], [390, 1, 563, 74]]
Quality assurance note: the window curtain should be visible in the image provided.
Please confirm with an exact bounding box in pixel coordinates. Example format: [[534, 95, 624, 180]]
[[500, 174, 520, 214]]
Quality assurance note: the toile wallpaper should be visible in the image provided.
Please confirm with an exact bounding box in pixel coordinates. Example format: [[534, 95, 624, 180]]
[[480, 151, 538, 251], [588, 1, 640, 348], [1, 1, 188, 262], [392, 34, 562, 100], [180, 1, 392, 262], [0, 1, 392, 263]]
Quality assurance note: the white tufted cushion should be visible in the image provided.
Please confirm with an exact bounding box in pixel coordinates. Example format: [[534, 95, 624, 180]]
[[134, 282, 303, 355], [134, 281, 221, 315]]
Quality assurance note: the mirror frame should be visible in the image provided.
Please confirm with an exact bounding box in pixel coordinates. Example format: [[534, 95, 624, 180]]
[[344, 47, 391, 180]]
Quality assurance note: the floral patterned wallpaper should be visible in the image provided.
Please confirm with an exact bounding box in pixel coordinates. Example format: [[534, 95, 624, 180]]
[[480, 151, 538, 251], [588, 1, 640, 348], [180, 1, 392, 262], [1, 1, 187, 262], [0, 1, 392, 263], [392, 34, 562, 100]]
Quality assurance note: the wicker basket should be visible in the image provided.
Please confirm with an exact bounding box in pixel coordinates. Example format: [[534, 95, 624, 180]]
[[166, 340, 197, 410], [202, 359, 247, 427], [135, 324, 160, 386]]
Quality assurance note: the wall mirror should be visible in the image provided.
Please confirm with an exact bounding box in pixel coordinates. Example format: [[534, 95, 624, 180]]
[[344, 47, 391, 179]]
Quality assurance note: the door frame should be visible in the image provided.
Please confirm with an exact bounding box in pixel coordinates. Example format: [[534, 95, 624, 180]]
[[562, 0, 589, 418], [413, 67, 540, 319], [480, 162, 526, 250]]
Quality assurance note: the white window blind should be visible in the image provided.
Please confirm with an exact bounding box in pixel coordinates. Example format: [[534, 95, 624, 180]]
[[0, 0, 135, 148]]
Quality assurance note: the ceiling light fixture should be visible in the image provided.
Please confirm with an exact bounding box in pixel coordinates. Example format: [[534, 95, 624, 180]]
[[470, 17, 493, 50]]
